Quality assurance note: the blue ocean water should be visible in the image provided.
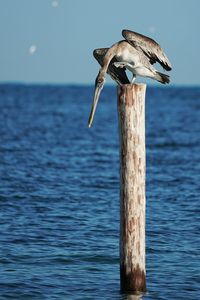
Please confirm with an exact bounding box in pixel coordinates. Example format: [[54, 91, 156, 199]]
[[0, 84, 199, 300]]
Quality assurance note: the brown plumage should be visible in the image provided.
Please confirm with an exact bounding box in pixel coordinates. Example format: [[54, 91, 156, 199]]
[[88, 29, 172, 127], [122, 29, 172, 71], [93, 48, 130, 85]]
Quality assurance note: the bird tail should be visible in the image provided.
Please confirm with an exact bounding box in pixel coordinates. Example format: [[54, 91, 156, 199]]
[[155, 71, 170, 84]]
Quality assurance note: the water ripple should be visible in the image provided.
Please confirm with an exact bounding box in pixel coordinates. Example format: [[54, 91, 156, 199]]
[[0, 84, 199, 299]]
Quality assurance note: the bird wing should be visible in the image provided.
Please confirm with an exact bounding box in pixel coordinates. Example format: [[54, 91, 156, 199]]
[[122, 29, 172, 71], [93, 48, 130, 85]]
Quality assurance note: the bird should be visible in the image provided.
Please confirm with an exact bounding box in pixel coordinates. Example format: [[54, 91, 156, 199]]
[[88, 29, 172, 128]]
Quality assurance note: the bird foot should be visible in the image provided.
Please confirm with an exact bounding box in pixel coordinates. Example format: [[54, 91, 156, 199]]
[[131, 75, 136, 83]]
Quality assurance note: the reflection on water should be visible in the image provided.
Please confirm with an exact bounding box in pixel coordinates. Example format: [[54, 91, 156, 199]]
[[122, 293, 144, 300]]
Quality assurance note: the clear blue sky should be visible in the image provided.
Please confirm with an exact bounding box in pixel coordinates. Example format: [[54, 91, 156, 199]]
[[0, 0, 199, 85]]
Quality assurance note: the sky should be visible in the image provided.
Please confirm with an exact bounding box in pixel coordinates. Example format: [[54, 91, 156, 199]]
[[0, 0, 199, 85]]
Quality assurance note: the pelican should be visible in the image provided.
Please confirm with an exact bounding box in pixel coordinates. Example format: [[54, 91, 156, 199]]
[[88, 29, 172, 127]]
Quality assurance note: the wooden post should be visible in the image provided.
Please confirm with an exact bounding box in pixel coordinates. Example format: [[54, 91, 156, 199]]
[[118, 83, 146, 293]]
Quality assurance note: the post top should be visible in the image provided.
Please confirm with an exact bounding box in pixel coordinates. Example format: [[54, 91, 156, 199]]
[[118, 82, 146, 106], [121, 83, 146, 87], [118, 83, 146, 96]]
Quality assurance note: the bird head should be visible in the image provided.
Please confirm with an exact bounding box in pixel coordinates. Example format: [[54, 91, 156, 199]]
[[88, 72, 105, 128], [95, 74, 105, 89]]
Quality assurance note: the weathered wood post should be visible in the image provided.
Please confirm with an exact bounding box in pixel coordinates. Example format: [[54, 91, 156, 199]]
[[118, 83, 146, 293]]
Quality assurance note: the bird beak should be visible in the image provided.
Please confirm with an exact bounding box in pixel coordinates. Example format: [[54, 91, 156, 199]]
[[88, 79, 104, 128]]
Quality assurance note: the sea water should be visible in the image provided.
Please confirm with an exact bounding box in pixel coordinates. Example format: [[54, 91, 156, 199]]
[[0, 84, 199, 299]]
